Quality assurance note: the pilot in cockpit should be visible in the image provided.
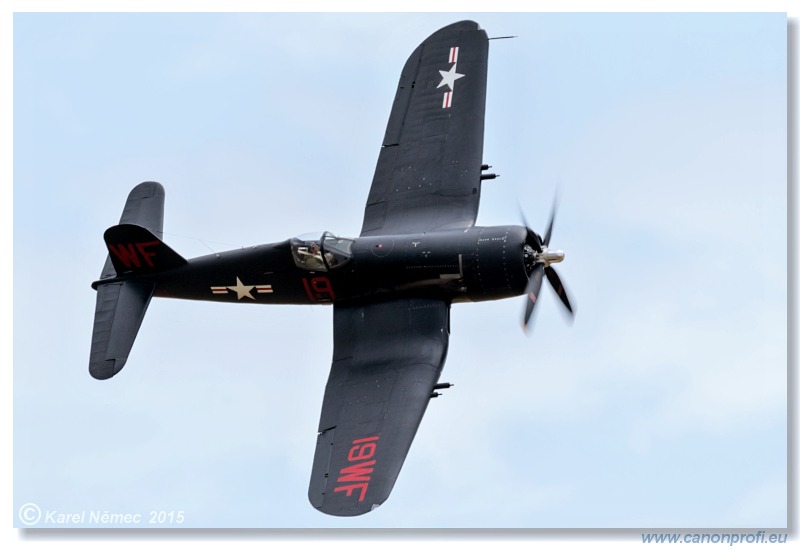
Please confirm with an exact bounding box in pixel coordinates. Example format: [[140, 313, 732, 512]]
[[296, 241, 326, 270]]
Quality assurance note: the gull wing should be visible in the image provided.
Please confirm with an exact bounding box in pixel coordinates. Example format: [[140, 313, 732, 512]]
[[360, 20, 489, 236], [308, 298, 450, 516]]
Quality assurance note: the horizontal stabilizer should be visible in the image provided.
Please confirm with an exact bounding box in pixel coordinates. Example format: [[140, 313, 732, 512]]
[[89, 281, 155, 380], [103, 224, 187, 276], [100, 181, 166, 279], [117, 181, 166, 233]]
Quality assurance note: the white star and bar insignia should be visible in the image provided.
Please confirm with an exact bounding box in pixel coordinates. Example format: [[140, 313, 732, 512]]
[[437, 46, 465, 109], [210, 277, 273, 300]]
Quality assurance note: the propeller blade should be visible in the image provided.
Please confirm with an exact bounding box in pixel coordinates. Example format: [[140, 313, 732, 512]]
[[522, 264, 545, 331], [543, 203, 556, 247], [520, 196, 573, 330], [544, 266, 574, 315]]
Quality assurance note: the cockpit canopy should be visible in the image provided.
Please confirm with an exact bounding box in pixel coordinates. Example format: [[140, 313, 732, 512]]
[[291, 232, 354, 271]]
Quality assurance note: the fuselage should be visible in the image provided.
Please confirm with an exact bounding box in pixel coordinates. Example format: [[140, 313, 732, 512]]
[[100, 225, 532, 306]]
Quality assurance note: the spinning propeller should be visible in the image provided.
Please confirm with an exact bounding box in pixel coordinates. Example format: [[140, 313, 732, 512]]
[[521, 204, 574, 331]]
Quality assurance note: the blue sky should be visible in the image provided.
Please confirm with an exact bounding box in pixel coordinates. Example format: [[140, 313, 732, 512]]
[[10, 10, 789, 532]]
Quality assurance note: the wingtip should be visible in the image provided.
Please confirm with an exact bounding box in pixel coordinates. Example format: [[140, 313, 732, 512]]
[[89, 358, 126, 380]]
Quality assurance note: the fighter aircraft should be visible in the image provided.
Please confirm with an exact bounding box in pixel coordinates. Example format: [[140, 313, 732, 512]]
[[88, 20, 573, 517]]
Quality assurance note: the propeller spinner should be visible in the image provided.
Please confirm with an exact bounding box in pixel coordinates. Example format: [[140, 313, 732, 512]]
[[521, 205, 574, 331]]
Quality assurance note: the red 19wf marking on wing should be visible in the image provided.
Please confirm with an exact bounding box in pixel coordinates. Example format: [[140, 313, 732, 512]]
[[333, 435, 380, 502]]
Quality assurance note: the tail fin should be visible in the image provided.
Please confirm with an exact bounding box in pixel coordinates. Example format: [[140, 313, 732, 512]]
[[90, 181, 183, 380]]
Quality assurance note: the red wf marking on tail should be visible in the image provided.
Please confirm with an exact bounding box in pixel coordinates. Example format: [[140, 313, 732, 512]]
[[302, 276, 335, 302], [107, 241, 160, 269], [333, 435, 380, 502]]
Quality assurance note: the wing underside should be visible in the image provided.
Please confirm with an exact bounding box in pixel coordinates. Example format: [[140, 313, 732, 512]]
[[308, 298, 450, 516], [360, 20, 489, 237]]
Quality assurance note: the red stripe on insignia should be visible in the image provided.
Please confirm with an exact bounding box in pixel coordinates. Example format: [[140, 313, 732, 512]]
[[256, 286, 273, 293], [442, 91, 452, 108], [449, 47, 459, 63]]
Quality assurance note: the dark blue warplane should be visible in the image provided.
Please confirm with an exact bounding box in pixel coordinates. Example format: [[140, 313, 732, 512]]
[[89, 21, 573, 516]]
